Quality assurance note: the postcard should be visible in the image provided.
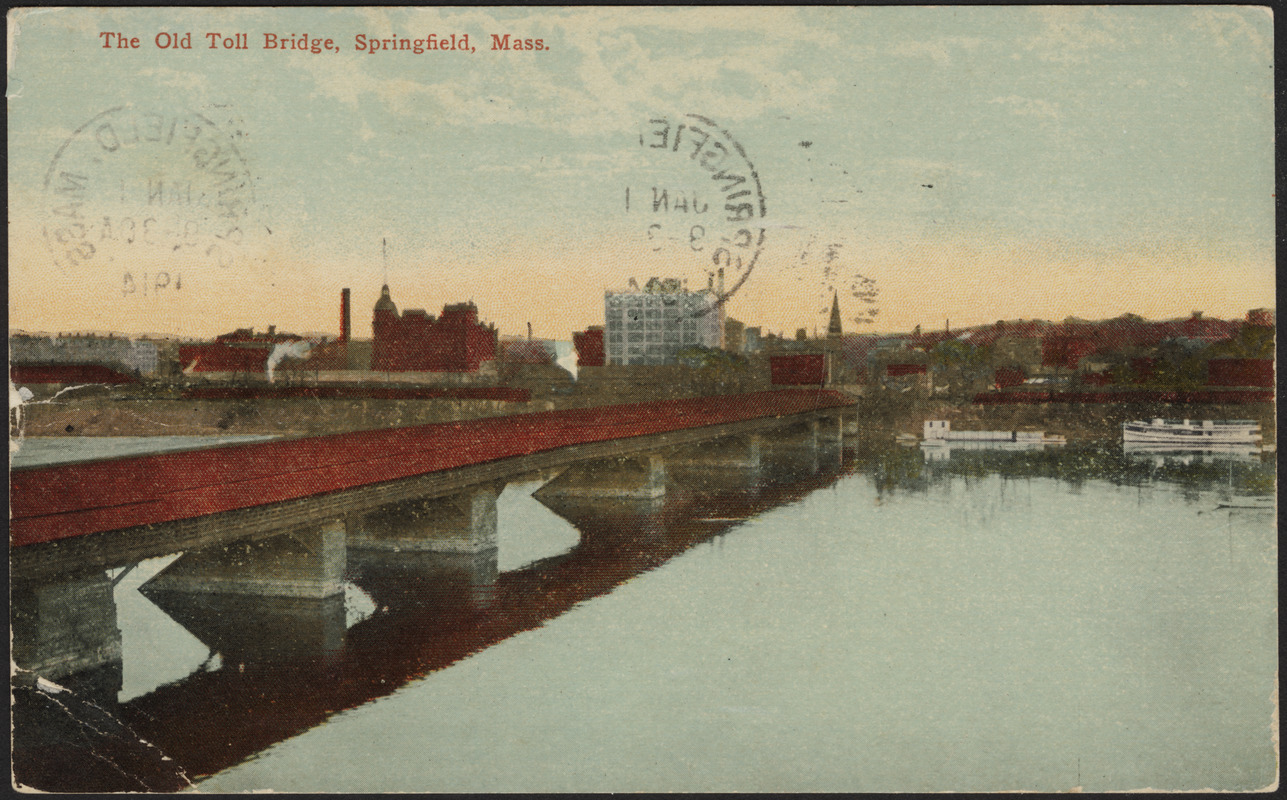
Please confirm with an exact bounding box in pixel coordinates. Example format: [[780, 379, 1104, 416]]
[[8, 6, 1276, 793]]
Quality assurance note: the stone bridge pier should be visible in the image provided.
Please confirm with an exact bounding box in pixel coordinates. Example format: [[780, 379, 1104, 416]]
[[347, 485, 502, 608], [669, 433, 763, 470], [534, 454, 668, 500], [759, 415, 846, 475], [11, 570, 124, 700], [141, 519, 347, 599], [348, 485, 500, 556], [664, 434, 765, 494], [138, 520, 350, 661], [759, 415, 844, 446]]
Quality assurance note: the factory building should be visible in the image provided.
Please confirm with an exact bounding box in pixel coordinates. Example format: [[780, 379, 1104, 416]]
[[370, 284, 497, 372], [178, 326, 304, 374], [603, 274, 724, 366]]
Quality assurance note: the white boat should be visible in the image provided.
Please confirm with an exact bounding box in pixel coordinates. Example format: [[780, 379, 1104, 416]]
[[1121, 418, 1262, 447], [919, 420, 1066, 447]]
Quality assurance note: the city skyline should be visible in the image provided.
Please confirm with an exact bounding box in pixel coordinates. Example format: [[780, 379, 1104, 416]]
[[8, 6, 1275, 340]]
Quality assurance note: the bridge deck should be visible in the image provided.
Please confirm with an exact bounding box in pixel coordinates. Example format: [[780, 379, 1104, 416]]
[[10, 389, 852, 547]]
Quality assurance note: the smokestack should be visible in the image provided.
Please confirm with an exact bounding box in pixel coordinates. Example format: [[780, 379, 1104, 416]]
[[527, 321, 532, 340], [717, 267, 724, 295], [340, 288, 351, 342]]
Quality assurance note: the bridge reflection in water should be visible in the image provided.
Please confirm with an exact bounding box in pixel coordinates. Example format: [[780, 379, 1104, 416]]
[[11, 417, 849, 792]]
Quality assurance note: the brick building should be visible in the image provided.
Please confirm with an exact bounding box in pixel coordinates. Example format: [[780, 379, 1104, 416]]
[[370, 285, 497, 372], [572, 327, 605, 367], [179, 327, 303, 374], [1207, 358, 1274, 388]]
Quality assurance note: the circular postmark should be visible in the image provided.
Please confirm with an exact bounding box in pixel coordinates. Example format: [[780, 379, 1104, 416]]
[[626, 114, 767, 308], [42, 106, 255, 288]]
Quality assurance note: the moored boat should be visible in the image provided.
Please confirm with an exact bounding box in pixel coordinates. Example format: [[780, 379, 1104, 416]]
[[1121, 418, 1261, 446], [920, 420, 1065, 447]]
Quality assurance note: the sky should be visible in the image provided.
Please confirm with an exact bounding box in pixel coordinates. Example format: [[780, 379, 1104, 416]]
[[6, 6, 1276, 340]]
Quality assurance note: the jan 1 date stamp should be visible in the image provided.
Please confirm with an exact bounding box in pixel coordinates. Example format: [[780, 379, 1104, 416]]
[[42, 106, 256, 285], [625, 114, 767, 307]]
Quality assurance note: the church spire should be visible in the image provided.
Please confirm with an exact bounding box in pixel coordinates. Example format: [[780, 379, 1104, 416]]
[[827, 291, 843, 339]]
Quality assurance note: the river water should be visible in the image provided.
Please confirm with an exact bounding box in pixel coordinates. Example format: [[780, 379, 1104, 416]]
[[11, 436, 1277, 792]]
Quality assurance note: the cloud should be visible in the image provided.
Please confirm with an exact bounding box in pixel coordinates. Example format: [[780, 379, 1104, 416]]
[[473, 152, 637, 182], [988, 95, 1061, 120], [283, 7, 845, 135], [1021, 7, 1121, 64], [888, 35, 985, 67], [887, 158, 986, 180], [889, 40, 951, 66], [1187, 7, 1271, 53], [137, 67, 211, 94]]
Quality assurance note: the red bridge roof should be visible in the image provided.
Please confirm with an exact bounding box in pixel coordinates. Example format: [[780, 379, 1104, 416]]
[[10, 389, 851, 547]]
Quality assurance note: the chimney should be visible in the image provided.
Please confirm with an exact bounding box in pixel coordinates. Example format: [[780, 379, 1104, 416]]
[[268, 325, 276, 336], [340, 288, 351, 342]]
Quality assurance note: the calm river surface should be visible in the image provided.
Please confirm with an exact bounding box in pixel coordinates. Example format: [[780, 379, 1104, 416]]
[[12, 437, 1277, 793]]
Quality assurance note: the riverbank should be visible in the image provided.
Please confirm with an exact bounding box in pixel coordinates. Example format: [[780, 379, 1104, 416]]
[[11, 385, 1275, 447], [13, 395, 561, 438]]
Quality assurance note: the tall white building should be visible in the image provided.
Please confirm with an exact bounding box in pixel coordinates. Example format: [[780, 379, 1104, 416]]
[[604, 276, 724, 365]]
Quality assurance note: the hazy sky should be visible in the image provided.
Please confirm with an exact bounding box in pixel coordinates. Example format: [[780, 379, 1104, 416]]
[[7, 6, 1275, 339]]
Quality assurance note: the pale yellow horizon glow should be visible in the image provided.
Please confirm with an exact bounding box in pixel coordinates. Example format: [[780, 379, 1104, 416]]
[[8, 220, 1275, 341]]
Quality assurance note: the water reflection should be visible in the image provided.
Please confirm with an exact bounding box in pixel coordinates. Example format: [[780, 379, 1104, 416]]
[[858, 439, 1274, 504], [140, 590, 349, 664], [496, 478, 583, 571]]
